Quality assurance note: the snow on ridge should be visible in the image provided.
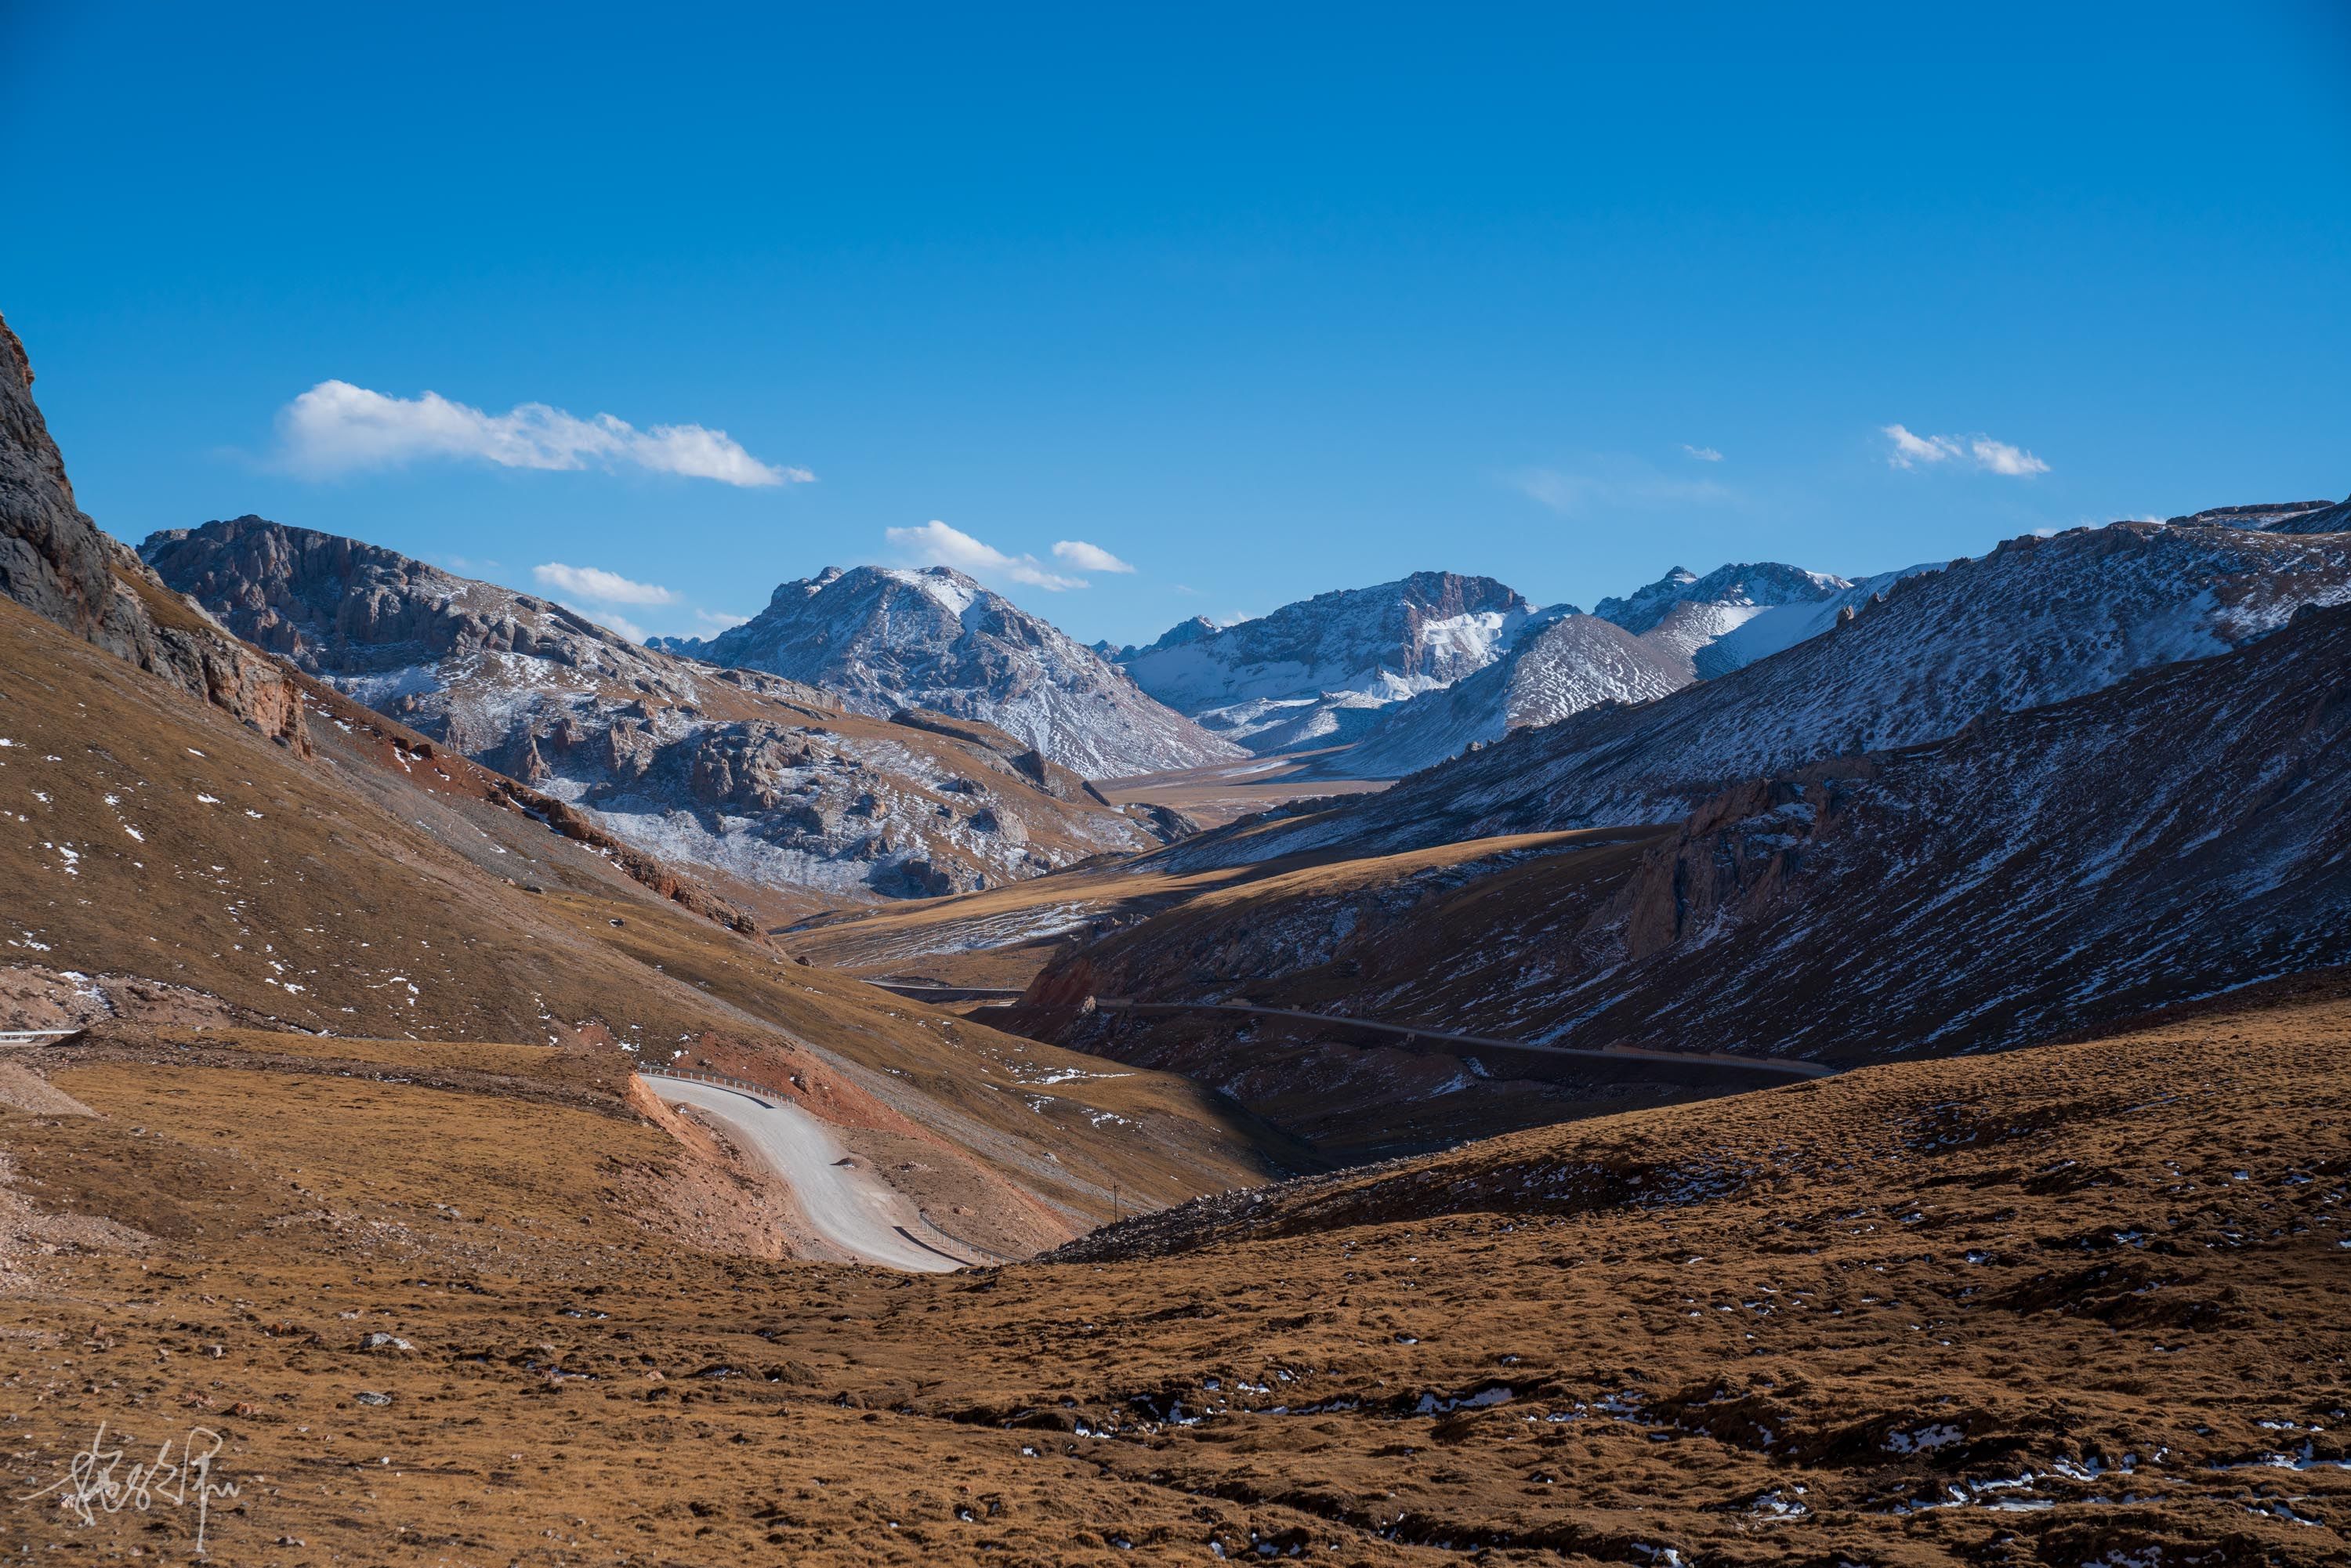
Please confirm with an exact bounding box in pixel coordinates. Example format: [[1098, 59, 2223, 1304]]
[[878, 566, 980, 617], [1242, 520, 2351, 856], [1121, 571, 1541, 750], [652, 564, 1238, 777]]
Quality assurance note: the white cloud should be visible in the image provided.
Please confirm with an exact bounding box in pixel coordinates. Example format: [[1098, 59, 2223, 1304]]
[[277, 380, 810, 487], [1882, 423, 2049, 476], [885, 520, 1088, 591], [1969, 436, 2051, 476], [531, 563, 676, 605], [1051, 539, 1137, 574], [1681, 444, 1724, 462], [1882, 424, 1963, 468], [692, 607, 751, 632]]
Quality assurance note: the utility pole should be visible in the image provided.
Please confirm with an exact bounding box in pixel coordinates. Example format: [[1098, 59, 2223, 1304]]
[[1112, 1183, 1120, 1223]]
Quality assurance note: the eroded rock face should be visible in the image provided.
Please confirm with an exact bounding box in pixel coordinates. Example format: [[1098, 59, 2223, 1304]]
[[0, 313, 306, 751], [143, 517, 660, 682]]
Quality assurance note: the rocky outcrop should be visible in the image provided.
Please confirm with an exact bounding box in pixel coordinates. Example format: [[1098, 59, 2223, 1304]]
[[0, 312, 306, 751], [2168, 495, 2351, 535]]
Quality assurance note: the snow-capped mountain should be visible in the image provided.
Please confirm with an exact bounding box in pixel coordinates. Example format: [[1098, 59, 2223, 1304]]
[[143, 521, 1183, 903], [1333, 610, 1694, 778], [1325, 559, 1887, 777], [1165, 516, 2351, 865], [1100, 615, 1218, 664], [652, 565, 1238, 779], [1118, 571, 1541, 753], [1684, 564, 1946, 678]]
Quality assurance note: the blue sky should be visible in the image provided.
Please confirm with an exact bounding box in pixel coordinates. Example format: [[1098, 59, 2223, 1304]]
[[5, 3, 2347, 646]]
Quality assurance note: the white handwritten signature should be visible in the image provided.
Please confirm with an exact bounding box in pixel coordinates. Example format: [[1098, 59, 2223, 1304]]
[[17, 1421, 240, 1555]]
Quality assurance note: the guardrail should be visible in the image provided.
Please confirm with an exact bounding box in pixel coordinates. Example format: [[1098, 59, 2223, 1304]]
[[637, 1066, 788, 1102]]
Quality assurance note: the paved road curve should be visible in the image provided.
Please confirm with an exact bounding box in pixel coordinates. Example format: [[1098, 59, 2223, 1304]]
[[1094, 999, 1837, 1081], [644, 1076, 976, 1272]]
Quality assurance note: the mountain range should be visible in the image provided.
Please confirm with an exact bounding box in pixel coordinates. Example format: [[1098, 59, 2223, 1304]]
[[1175, 518, 2351, 864], [1023, 590, 2351, 1148], [141, 520, 1193, 912]]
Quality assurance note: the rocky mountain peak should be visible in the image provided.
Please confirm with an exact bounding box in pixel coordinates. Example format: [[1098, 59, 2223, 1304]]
[[1117, 570, 1540, 754], [1593, 560, 1849, 638], [651, 563, 1238, 777]]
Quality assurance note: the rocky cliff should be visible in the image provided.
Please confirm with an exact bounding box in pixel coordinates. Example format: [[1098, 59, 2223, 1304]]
[[0, 311, 306, 751]]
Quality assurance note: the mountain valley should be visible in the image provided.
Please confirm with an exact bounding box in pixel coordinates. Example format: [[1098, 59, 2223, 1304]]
[[4, 301, 2348, 1566]]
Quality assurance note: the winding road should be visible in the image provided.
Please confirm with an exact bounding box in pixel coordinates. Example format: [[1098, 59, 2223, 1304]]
[[643, 1074, 976, 1272], [1094, 998, 1837, 1080]]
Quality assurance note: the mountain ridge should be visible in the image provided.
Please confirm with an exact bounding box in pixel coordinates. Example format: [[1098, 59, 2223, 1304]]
[[1168, 517, 2351, 866]]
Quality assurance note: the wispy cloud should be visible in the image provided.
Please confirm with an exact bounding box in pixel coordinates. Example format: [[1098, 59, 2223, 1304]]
[[1882, 424, 1964, 468], [886, 520, 1088, 591], [1051, 539, 1137, 574], [692, 607, 751, 632], [1969, 436, 2051, 476], [1680, 444, 1724, 462], [1882, 423, 2049, 476], [531, 563, 676, 605], [277, 380, 811, 487], [1507, 462, 1735, 517]]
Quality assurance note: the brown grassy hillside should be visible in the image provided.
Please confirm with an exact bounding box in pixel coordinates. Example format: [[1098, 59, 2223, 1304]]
[[1, 985, 2342, 1563]]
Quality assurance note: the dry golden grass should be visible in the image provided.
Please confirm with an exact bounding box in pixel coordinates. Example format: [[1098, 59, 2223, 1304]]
[[2, 987, 2344, 1564]]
